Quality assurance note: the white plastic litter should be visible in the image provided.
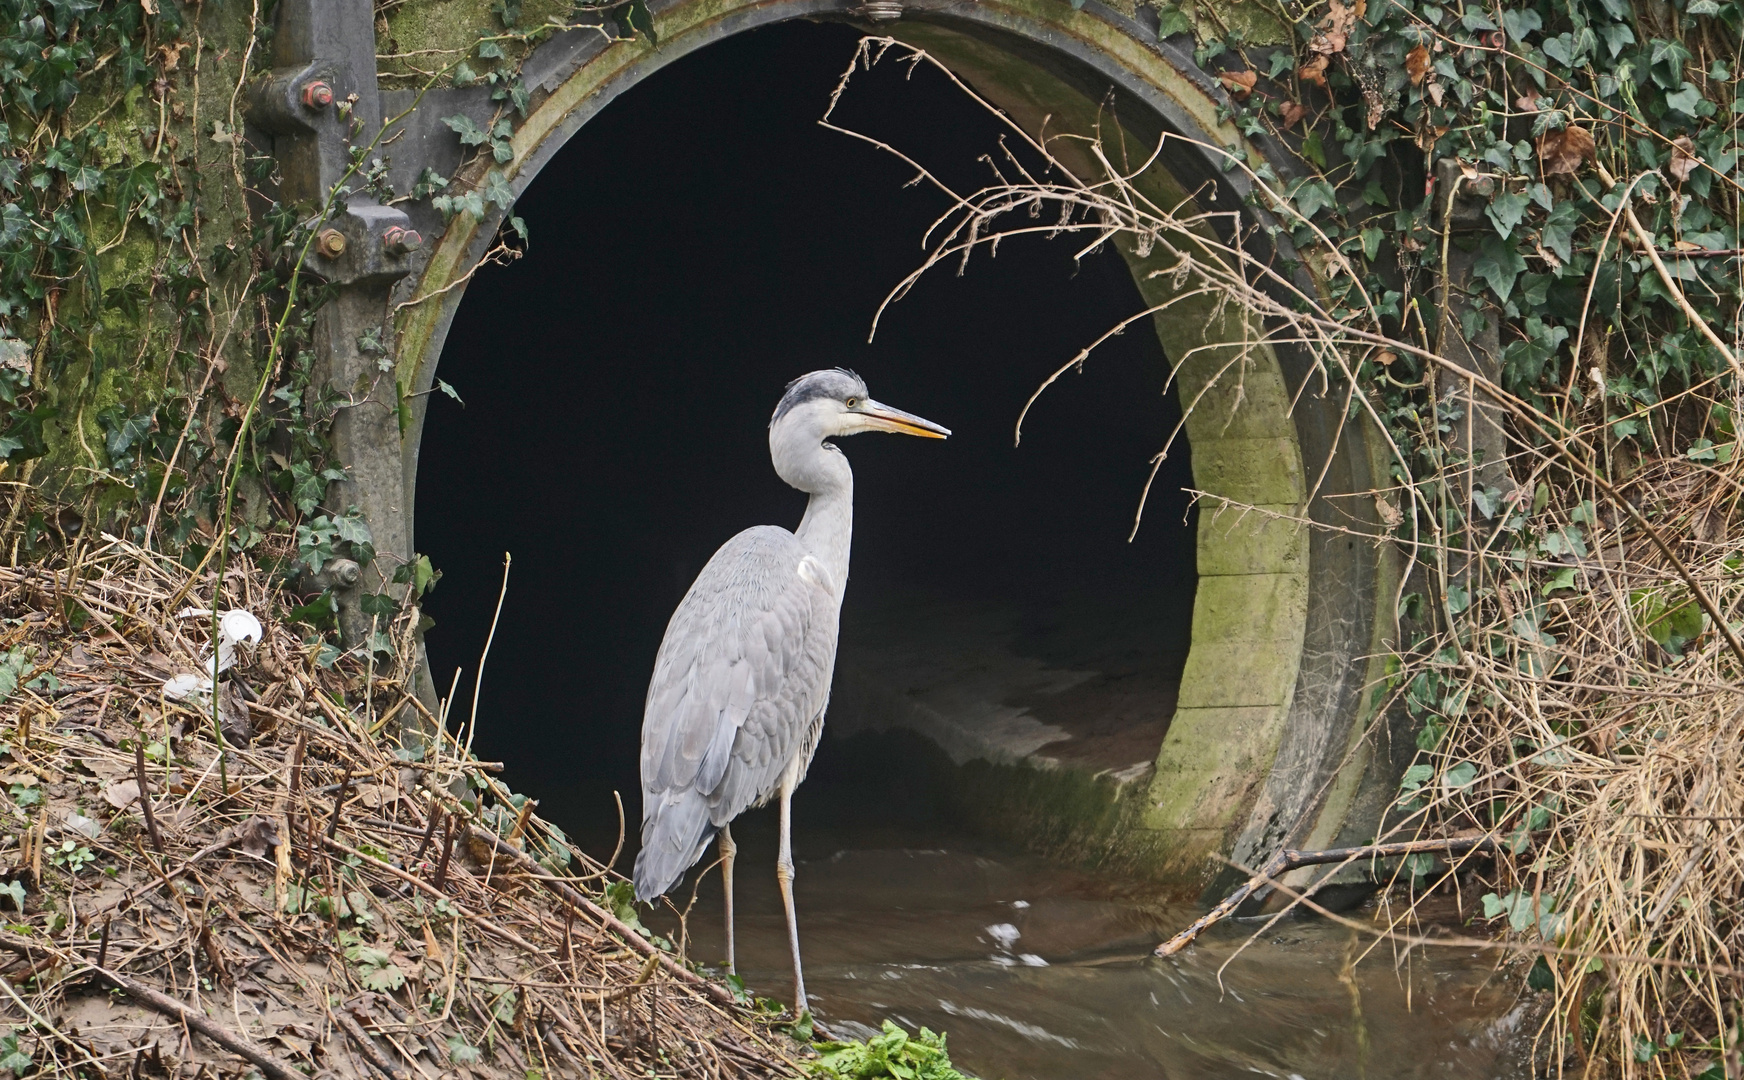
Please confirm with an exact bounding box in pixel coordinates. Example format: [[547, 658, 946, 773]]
[[161, 608, 263, 700]]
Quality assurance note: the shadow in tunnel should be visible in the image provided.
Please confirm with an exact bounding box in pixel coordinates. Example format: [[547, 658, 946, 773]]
[[415, 18, 1196, 863]]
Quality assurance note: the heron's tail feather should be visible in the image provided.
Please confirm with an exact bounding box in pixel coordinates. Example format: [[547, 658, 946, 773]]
[[633, 788, 718, 902]]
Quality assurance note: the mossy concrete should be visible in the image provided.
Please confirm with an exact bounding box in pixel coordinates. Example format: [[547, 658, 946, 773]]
[[379, 0, 1397, 894]]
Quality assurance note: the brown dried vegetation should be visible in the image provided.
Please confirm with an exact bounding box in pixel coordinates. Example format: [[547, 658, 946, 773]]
[[0, 541, 804, 1080]]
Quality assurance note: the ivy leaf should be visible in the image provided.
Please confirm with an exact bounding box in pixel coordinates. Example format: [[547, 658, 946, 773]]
[[1442, 761, 1478, 789], [437, 379, 465, 405], [1501, 7, 1541, 41], [0, 1040, 30, 1074], [289, 460, 326, 515], [483, 170, 515, 211], [1360, 226, 1384, 260], [1543, 567, 1580, 594], [1598, 22, 1634, 56], [623, 0, 658, 43], [103, 411, 152, 464], [69, 165, 103, 192], [1290, 177, 1338, 219], [1665, 82, 1705, 116], [1485, 190, 1530, 238], [1155, 2, 1194, 36], [333, 513, 373, 549], [441, 114, 489, 147], [1540, 200, 1579, 263], [1474, 235, 1528, 301], [1542, 33, 1577, 67], [446, 1036, 481, 1066]]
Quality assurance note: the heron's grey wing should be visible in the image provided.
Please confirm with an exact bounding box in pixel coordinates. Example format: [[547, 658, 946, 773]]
[[633, 526, 840, 900]]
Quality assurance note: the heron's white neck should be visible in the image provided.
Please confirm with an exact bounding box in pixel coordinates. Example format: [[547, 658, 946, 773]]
[[771, 418, 854, 593]]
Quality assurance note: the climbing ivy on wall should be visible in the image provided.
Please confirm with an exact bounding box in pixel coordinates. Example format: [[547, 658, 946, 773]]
[[1182, 0, 1740, 430], [1164, 0, 1741, 1068]]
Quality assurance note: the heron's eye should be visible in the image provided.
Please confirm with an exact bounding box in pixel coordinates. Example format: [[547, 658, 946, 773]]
[[845, 397, 860, 409]]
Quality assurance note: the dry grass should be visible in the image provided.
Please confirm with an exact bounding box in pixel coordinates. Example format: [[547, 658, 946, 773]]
[[0, 536, 806, 1079]]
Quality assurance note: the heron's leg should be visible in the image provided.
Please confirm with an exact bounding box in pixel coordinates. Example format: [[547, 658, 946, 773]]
[[775, 768, 808, 1013], [718, 824, 737, 976]]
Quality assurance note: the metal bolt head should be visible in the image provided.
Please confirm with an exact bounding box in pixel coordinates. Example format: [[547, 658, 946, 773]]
[[316, 229, 347, 259], [382, 226, 422, 256], [301, 80, 334, 109]]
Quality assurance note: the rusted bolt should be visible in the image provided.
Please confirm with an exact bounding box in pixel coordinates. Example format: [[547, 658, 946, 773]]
[[382, 226, 422, 256], [300, 80, 334, 109], [316, 229, 347, 259]]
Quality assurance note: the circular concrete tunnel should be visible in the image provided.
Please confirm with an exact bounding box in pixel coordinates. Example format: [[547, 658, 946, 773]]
[[389, 3, 1401, 894], [415, 19, 1200, 865]]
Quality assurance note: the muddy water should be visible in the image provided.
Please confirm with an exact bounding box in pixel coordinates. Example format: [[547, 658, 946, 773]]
[[651, 817, 1531, 1080]]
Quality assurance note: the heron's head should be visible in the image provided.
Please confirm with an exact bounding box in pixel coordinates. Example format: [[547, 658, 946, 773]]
[[769, 369, 951, 442]]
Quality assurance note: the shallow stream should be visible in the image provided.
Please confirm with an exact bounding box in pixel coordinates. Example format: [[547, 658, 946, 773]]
[[649, 814, 1532, 1080]]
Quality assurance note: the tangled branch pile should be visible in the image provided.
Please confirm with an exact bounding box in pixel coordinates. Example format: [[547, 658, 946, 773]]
[[0, 537, 805, 1079], [1409, 433, 1744, 1073]]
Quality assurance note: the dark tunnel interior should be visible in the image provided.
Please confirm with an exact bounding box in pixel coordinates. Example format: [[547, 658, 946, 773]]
[[415, 19, 1198, 862]]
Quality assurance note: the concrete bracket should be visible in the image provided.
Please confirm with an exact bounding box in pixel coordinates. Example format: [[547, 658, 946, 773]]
[[247, 0, 386, 208], [307, 203, 421, 289], [248, 0, 423, 653]]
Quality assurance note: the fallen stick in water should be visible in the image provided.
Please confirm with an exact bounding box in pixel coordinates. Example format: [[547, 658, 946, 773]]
[[1154, 834, 1498, 957]]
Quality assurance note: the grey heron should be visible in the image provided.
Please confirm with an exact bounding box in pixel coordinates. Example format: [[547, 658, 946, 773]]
[[632, 369, 949, 1011]]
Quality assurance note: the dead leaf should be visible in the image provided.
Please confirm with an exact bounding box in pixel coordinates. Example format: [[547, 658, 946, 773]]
[[1309, 0, 1356, 53], [1279, 101, 1310, 128], [1695, 507, 1727, 544], [1364, 88, 1385, 130], [423, 922, 446, 964], [1298, 54, 1330, 87], [103, 779, 141, 810], [1538, 125, 1596, 177], [1406, 44, 1431, 85], [140, 651, 177, 676], [229, 815, 281, 859], [219, 681, 253, 747], [141, 0, 158, 12], [1668, 136, 1700, 183], [1218, 70, 1258, 97], [1375, 495, 1405, 528], [1426, 81, 1445, 107]]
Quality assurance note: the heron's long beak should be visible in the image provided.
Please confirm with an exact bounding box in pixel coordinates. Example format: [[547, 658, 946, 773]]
[[857, 399, 951, 439]]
